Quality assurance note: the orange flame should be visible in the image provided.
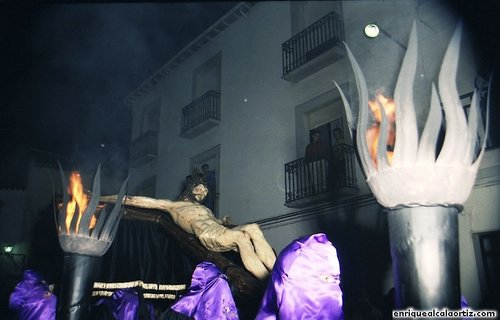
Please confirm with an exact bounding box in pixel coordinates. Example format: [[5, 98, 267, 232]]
[[65, 171, 96, 233], [366, 93, 396, 166]]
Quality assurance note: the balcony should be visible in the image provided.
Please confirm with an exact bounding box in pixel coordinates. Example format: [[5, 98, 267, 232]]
[[180, 90, 221, 138], [130, 130, 158, 168], [281, 11, 345, 83], [284, 143, 358, 208]]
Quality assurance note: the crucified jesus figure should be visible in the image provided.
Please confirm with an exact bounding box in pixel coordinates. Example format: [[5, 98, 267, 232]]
[[100, 176, 276, 280]]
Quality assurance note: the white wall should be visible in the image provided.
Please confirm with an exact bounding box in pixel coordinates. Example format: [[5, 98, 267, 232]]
[[148, 2, 297, 223], [460, 149, 500, 307], [342, 0, 475, 129], [127, 0, 499, 306]]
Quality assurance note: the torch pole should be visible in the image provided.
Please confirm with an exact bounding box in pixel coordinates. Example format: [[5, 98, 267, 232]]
[[55, 165, 128, 320], [57, 254, 101, 320], [387, 205, 461, 310]]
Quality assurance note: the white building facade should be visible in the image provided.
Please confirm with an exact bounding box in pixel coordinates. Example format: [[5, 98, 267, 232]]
[[125, 1, 499, 309]]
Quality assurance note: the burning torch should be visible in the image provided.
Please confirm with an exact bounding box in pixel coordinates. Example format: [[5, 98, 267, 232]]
[[336, 22, 488, 309], [56, 164, 127, 320]]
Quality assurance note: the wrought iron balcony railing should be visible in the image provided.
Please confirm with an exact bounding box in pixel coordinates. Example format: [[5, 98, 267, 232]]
[[130, 130, 158, 167], [282, 11, 345, 81], [284, 143, 357, 206], [180, 90, 221, 138]]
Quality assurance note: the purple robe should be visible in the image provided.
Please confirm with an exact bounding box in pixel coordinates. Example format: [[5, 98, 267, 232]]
[[256, 233, 343, 320], [95, 288, 156, 320], [9, 270, 57, 320], [171, 261, 238, 320]]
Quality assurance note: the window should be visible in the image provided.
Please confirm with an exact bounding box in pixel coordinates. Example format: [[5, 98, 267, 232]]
[[192, 53, 221, 100], [295, 85, 351, 158], [137, 175, 156, 197], [473, 230, 500, 309], [140, 98, 160, 134], [181, 53, 222, 138], [285, 84, 357, 207], [190, 145, 220, 217], [283, 5, 345, 81], [130, 98, 160, 167], [290, 1, 342, 35]]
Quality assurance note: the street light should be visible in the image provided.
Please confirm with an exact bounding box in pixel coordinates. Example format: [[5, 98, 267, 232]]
[[3, 244, 14, 254], [364, 23, 380, 38], [364, 22, 407, 50]]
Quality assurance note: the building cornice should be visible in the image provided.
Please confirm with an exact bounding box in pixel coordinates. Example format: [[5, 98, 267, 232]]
[[255, 193, 379, 230], [475, 147, 500, 188], [124, 1, 257, 108]]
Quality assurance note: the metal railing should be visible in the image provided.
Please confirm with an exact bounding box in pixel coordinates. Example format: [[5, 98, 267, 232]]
[[284, 143, 357, 203], [282, 11, 345, 76], [130, 130, 158, 166], [180, 90, 221, 135]]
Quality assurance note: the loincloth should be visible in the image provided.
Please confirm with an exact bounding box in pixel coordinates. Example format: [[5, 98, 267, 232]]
[[197, 223, 235, 252]]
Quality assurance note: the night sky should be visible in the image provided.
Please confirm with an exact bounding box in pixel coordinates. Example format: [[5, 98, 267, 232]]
[[1, 1, 237, 176], [1, 1, 499, 180]]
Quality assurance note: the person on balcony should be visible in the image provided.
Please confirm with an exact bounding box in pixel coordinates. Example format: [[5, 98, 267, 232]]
[[305, 129, 331, 193], [100, 176, 276, 280], [305, 129, 330, 162]]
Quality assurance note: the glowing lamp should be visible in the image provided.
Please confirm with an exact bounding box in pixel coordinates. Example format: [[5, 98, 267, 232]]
[[364, 23, 380, 38], [3, 244, 14, 254]]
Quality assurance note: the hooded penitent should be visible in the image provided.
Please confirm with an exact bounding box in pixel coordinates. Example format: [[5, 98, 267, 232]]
[[170, 261, 239, 320], [256, 233, 343, 320], [94, 288, 156, 320], [9, 270, 57, 320]]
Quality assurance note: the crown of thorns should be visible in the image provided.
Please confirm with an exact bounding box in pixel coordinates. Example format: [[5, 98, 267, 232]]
[[177, 170, 208, 201]]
